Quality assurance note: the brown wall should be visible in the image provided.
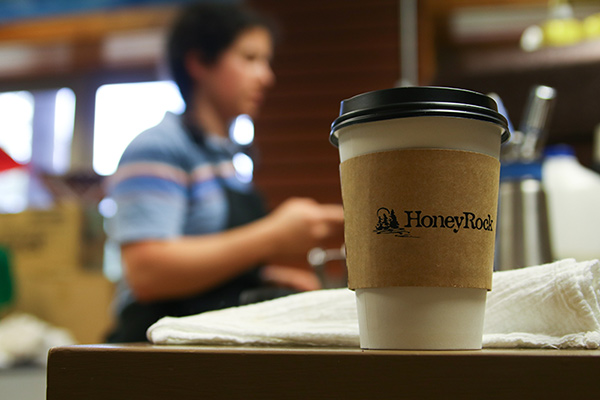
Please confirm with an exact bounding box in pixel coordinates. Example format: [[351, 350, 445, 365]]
[[249, 0, 400, 209]]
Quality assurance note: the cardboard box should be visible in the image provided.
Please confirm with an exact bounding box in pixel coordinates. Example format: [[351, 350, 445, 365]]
[[0, 202, 82, 276], [13, 271, 115, 344], [80, 203, 106, 271]]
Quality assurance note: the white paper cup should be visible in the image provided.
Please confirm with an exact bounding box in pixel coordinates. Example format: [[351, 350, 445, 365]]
[[331, 87, 510, 350]]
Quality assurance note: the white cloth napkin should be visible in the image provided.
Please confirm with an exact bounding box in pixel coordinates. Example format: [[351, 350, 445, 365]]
[[148, 288, 359, 347], [147, 258, 600, 349], [483, 258, 600, 349]]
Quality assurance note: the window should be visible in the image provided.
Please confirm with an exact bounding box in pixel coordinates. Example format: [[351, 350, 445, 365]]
[[53, 88, 76, 174], [0, 91, 34, 164], [0, 88, 75, 212], [93, 80, 185, 176], [93, 80, 257, 182], [0, 88, 75, 174]]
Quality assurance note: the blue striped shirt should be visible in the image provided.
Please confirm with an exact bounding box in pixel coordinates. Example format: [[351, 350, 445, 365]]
[[106, 112, 253, 245]]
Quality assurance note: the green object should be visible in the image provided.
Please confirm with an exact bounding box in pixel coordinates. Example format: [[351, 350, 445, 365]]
[[0, 246, 13, 311]]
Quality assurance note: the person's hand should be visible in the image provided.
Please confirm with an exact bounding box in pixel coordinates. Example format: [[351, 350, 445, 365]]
[[264, 197, 344, 262]]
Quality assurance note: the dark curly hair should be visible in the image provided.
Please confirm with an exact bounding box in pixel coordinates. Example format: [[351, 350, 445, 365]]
[[167, 1, 277, 107]]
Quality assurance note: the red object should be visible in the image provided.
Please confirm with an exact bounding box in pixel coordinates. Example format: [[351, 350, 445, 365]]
[[0, 148, 24, 172]]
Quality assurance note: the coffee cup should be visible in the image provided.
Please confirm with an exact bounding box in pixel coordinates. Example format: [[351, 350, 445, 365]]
[[331, 86, 510, 350]]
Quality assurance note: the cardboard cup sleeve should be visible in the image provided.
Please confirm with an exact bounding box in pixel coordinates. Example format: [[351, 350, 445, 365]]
[[340, 148, 500, 291]]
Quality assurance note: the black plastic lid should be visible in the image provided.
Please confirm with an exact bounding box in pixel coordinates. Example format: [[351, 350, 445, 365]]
[[330, 86, 510, 146]]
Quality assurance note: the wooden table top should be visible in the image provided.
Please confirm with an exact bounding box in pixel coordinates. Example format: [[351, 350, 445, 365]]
[[47, 343, 600, 399]]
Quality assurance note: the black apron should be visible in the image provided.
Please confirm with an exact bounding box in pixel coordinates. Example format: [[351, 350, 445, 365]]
[[106, 125, 294, 343]]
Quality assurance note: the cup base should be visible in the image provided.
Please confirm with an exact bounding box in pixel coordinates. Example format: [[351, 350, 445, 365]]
[[356, 286, 487, 350]]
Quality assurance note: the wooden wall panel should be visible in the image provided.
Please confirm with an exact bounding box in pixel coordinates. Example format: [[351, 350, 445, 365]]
[[248, 0, 400, 209]]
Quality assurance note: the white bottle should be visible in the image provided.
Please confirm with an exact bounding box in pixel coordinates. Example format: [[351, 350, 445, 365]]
[[542, 144, 600, 261]]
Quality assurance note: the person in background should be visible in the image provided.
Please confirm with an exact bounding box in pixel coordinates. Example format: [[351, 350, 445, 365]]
[[104, 2, 344, 342]]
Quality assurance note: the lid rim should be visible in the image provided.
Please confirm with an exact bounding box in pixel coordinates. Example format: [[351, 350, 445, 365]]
[[330, 87, 510, 147]]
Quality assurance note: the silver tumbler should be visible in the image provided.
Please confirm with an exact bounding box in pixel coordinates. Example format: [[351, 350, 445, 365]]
[[495, 176, 553, 270]]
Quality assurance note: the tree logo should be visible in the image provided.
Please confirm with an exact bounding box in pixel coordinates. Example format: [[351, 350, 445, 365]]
[[374, 207, 415, 237]]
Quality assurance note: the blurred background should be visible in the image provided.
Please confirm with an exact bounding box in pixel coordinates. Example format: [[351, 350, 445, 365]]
[[0, 0, 599, 397]]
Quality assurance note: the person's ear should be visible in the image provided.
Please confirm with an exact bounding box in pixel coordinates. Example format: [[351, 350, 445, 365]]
[[184, 51, 209, 83]]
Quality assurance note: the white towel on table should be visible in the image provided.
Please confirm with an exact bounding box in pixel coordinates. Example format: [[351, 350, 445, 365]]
[[147, 258, 600, 349], [148, 288, 359, 347], [483, 258, 600, 349]]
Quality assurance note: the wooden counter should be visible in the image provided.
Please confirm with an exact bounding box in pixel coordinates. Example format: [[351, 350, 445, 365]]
[[47, 343, 600, 399]]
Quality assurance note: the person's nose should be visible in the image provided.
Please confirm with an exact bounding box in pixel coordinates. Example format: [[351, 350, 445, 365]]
[[259, 61, 275, 88]]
